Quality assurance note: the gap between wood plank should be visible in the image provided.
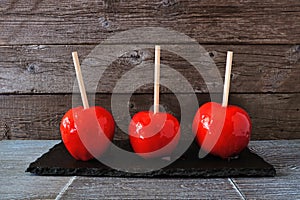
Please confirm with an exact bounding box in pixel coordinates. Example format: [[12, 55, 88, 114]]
[[55, 176, 77, 200], [2, 42, 296, 46], [228, 178, 247, 200], [1, 92, 300, 96], [0, 43, 297, 48]]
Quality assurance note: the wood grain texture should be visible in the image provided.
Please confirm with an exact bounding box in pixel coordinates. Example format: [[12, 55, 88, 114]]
[[0, 44, 299, 94], [0, 0, 299, 142], [231, 140, 300, 200], [60, 177, 242, 199], [0, 0, 299, 45], [0, 93, 299, 140], [0, 140, 299, 199], [0, 140, 71, 200]]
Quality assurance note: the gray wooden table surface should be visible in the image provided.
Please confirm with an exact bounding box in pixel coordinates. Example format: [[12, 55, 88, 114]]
[[0, 140, 299, 199]]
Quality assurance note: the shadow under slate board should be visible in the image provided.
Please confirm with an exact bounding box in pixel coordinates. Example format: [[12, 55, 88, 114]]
[[26, 140, 276, 178]]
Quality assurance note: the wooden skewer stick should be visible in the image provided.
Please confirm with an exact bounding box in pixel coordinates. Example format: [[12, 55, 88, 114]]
[[72, 51, 89, 109], [154, 45, 161, 114], [222, 51, 233, 107]]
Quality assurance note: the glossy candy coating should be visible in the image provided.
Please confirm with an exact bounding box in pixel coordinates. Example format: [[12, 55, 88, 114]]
[[192, 102, 251, 159], [60, 106, 115, 161], [129, 111, 180, 158]]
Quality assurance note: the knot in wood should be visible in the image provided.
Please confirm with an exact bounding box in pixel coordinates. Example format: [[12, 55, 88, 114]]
[[4, 123, 11, 140], [129, 103, 134, 109], [98, 17, 110, 29], [127, 50, 146, 65], [27, 64, 38, 74], [130, 51, 141, 60], [161, 0, 177, 7], [209, 51, 217, 58], [287, 45, 300, 64]]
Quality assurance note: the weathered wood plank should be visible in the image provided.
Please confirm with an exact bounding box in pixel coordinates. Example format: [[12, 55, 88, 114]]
[[231, 140, 300, 200], [0, 140, 71, 200], [0, 140, 299, 199], [0, 93, 299, 140], [0, 0, 299, 45], [60, 177, 242, 199], [249, 140, 300, 175], [0, 44, 299, 94]]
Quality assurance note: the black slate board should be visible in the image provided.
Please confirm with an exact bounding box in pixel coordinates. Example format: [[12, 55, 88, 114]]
[[26, 140, 276, 178]]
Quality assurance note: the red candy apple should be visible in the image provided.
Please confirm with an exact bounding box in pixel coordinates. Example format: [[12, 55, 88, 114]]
[[192, 102, 251, 159], [60, 106, 115, 161], [129, 111, 180, 158], [129, 46, 180, 158]]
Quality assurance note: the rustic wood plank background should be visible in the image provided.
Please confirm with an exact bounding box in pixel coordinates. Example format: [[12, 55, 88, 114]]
[[0, 0, 299, 140]]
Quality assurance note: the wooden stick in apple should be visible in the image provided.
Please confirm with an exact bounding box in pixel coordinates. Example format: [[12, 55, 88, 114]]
[[154, 45, 161, 114], [222, 51, 233, 107], [72, 51, 90, 109], [128, 45, 181, 158], [192, 50, 252, 159]]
